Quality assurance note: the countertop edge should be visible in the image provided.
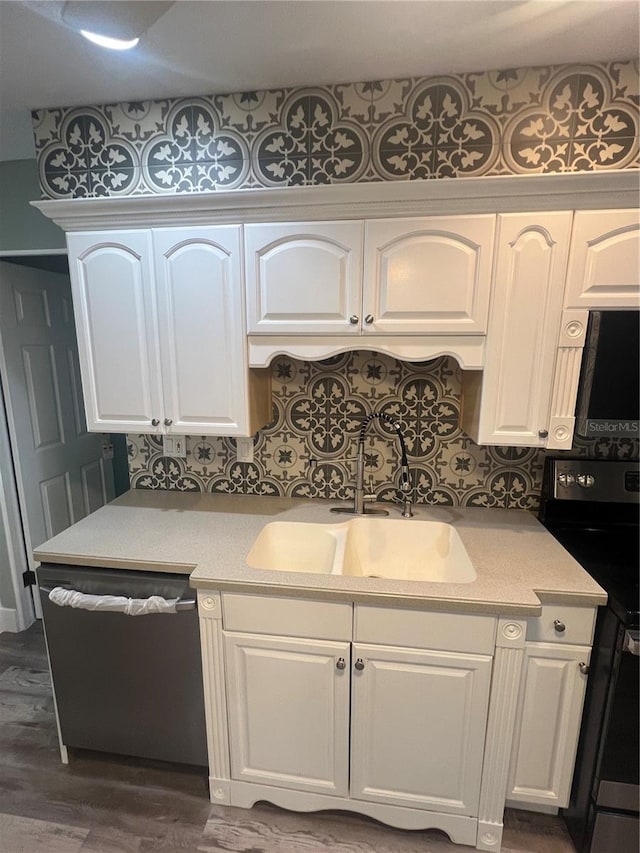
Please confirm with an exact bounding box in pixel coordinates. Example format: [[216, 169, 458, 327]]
[[34, 550, 196, 575]]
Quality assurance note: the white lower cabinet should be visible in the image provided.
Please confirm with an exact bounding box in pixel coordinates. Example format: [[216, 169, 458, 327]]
[[223, 632, 492, 814], [350, 643, 492, 815], [224, 632, 351, 797], [506, 604, 595, 811], [506, 642, 590, 810], [198, 592, 594, 852]]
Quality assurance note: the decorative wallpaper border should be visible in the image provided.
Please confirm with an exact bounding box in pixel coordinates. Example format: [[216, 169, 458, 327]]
[[32, 60, 639, 198], [127, 354, 639, 512]]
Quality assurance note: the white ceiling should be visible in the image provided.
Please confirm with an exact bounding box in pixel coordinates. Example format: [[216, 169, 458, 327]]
[[0, 0, 638, 160]]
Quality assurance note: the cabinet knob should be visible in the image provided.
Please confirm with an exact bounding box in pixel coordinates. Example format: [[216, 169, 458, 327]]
[[579, 662, 590, 675], [354, 658, 365, 671], [336, 657, 346, 670], [553, 619, 566, 633], [349, 315, 359, 325], [164, 418, 173, 427], [538, 429, 549, 439], [364, 314, 374, 324], [151, 418, 160, 427]]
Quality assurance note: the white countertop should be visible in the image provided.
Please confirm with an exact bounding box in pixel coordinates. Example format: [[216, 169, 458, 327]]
[[32, 490, 606, 616]]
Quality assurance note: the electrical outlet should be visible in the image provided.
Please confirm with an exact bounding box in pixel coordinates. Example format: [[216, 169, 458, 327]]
[[236, 437, 254, 463], [101, 441, 114, 461], [163, 435, 187, 458]]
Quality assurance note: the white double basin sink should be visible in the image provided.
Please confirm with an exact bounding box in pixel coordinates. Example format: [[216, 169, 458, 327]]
[[246, 517, 476, 584]]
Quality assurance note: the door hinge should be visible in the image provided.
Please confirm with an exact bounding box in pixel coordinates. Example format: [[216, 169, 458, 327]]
[[23, 569, 36, 588]]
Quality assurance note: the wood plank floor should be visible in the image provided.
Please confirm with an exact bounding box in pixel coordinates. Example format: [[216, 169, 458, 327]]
[[0, 623, 577, 853]]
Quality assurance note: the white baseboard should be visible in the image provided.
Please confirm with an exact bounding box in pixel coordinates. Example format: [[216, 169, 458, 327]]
[[0, 605, 20, 633]]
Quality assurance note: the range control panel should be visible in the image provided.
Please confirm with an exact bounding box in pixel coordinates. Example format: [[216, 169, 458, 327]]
[[552, 460, 640, 503]]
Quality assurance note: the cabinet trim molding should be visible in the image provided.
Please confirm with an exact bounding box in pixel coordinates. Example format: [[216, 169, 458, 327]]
[[248, 334, 486, 368], [32, 172, 638, 231]]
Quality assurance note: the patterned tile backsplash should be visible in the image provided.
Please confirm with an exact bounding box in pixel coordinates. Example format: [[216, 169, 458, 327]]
[[128, 353, 638, 511], [33, 58, 639, 507], [32, 60, 638, 198]]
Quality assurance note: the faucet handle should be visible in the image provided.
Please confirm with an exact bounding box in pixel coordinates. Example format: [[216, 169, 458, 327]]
[[363, 475, 377, 502]]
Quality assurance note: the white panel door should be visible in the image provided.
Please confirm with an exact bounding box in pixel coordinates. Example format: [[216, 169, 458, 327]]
[[472, 212, 573, 446], [507, 642, 590, 809], [363, 216, 495, 334], [350, 643, 493, 815], [245, 222, 363, 334], [564, 209, 640, 309], [224, 632, 350, 797], [67, 230, 164, 433], [0, 261, 115, 571], [153, 226, 250, 435]]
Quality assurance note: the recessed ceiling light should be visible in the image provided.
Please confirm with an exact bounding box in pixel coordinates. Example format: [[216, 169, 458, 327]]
[[62, 1, 174, 47], [80, 29, 140, 51]]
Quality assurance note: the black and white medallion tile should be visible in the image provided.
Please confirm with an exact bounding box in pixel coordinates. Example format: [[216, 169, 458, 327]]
[[32, 60, 639, 199], [30, 58, 640, 506], [127, 354, 638, 510]]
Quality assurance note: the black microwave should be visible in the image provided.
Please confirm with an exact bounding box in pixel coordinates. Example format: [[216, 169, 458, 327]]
[[575, 311, 640, 438]]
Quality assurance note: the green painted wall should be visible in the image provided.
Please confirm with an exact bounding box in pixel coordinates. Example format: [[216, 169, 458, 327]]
[[0, 159, 65, 252]]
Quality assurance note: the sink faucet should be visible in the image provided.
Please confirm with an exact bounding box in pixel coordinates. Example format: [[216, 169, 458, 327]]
[[331, 413, 413, 517]]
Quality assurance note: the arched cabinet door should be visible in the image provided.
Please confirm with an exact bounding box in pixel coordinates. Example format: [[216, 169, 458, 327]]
[[564, 209, 640, 309], [68, 227, 271, 438], [363, 216, 495, 334], [67, 230, 164, 433], [461, 212, 574, 447], [153, 226, 257, 435], [245, 222, 363, 334]]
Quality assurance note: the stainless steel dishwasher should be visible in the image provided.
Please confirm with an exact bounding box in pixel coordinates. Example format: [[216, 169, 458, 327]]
[[37, 563, 208, 767]]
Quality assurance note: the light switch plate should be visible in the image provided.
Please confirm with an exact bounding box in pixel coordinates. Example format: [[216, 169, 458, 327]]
[[163, 435, 187, 458], [236, 437, 254, 463]]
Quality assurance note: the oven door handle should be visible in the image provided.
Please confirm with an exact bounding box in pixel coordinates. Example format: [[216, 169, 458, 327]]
[[623, 629, 640, 656]]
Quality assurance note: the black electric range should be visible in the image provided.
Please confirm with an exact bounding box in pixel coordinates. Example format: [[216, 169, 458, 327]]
[[539, 458, 639, 853]]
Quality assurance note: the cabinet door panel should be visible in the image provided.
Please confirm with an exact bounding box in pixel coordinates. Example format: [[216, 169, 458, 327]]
[[565, 210, 640, 308], [154, 226, 250, 435], [350, 643, 492, 815], [245, 222, 363, 334], [507, 642, 590, 808], [363, 216, 494, 333], [224, 632, 350, 797], [66, 231, 162, 433], [463, 212, 573, 446]]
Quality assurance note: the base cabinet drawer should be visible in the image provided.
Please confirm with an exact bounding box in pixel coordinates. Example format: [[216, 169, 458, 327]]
[[526, 605, 596, 645], [222, 592, 352, 640]]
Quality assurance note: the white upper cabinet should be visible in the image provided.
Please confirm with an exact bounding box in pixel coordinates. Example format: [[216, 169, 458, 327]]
[[363, 216, 495, 334], [153, 227, 269, 435], [245, 222, 363, 334], [245, 216, 495, 336], [67, 230, 164, 434], [564, 209, 640, 309], [461, 212, 573, 447], [67, 227, 271, 437]]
